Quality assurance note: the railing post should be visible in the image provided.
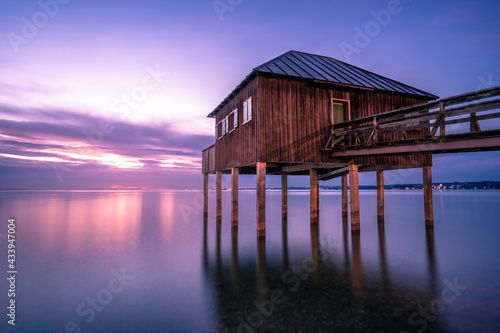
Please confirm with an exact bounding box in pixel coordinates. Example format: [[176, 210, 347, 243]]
[[470, 112, 481, 132], [439, 102, 446, 136]]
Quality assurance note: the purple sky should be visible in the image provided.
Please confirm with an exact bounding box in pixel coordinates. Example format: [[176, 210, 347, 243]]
[[0, 0, 499, 189]]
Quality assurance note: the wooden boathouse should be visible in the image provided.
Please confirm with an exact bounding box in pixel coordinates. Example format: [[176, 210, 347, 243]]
[[201, 50, 439, 236]]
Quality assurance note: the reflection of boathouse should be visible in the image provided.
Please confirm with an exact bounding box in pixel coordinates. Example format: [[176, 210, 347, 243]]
[[202, 217, 440, 332]]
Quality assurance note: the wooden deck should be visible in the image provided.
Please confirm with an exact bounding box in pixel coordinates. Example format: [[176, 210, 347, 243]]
[[323, 86, 500, 157]]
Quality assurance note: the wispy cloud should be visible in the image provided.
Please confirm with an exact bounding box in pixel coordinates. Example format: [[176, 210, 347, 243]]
[[0, 104, 213, 189]]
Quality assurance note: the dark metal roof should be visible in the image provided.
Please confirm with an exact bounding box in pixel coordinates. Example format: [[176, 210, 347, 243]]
[[208, 51, 438, 118]]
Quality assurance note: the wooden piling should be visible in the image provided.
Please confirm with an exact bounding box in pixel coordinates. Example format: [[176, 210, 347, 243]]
[[281, 172, 288, 220], [310, 168, 319, 224], [231, 167, 239, 227], [256, 162, 266, 237], [216, 171, 222, 221], [203, 173, 208, 217], [349, 163, 360, 231], [377, 169, 384, 222], [423, 166, 434, 226], [341, 174, 348, 216]]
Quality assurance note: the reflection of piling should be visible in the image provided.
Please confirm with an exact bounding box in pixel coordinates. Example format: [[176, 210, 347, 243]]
[[282, 218, 289, 271], [342, 214, 350, 279], [351, 230, 364, 298], [310, 223, 321, 281], [231, 227, 239, 293], [203, 216, 208, 270], [378, 221, 391, 295], [216, 216, 222, 284], [426, 226, 437, 296], [257, 237, 267, 299]]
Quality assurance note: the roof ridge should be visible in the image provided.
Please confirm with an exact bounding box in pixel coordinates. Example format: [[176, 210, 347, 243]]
[[253, 50, 294, 71]]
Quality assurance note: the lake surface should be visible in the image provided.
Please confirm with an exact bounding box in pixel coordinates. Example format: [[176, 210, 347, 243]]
[[0, 189, 499, 332]]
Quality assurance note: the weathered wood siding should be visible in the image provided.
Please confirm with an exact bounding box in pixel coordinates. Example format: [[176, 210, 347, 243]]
[[215, 77, 259, 171], [258, 75, 433, 167], [202, 144, 216, 173]]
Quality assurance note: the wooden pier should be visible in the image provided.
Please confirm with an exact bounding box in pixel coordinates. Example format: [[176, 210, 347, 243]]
[[202, 51, 500, 237]]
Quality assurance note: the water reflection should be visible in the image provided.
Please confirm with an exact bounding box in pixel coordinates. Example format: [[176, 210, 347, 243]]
[[231, 227, 239, 294], [342, 214, 350, 280], [257, 237, 267, 299], [3, 190, 497, 332], [379, 221, 394, 301], [310, 223, 321, 282], [203, 213, 443, 332], [18, 192, 141, 256], [351, 230, 365, 299], [282, 218, 289, 271], [426, 226, 438, 295]]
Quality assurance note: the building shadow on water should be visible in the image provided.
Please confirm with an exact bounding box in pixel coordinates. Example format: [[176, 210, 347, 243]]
[[202, 217, 443, 333]]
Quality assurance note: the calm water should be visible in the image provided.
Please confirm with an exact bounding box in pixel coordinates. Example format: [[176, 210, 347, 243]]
[[0, 189, 499, 332]]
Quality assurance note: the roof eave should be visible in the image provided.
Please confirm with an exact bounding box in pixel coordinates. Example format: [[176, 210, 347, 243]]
[[257, 72, 438, 100], [207, 71, 258, 118]]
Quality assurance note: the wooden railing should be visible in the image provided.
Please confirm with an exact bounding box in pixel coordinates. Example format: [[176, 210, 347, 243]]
[[202, 144, 216, 174], [323, 86, 500, 151]]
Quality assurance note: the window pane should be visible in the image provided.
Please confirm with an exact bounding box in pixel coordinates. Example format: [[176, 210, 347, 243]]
[[248, 98, 252, 119]]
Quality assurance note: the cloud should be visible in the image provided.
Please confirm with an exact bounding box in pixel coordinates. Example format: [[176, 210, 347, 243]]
[[0, 104, 214, 189]]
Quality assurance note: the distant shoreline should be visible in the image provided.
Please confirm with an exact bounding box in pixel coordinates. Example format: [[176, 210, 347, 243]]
[[1, 181, 499, 191]]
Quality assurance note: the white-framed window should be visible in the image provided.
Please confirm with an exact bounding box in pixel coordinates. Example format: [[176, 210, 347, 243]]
[[243, 97, 252, 123], [215, 123, 218, 139], [233, 108, 239, 128]]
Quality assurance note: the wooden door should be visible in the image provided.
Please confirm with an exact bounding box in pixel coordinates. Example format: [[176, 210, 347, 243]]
[[332, 102, 347, 145]]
